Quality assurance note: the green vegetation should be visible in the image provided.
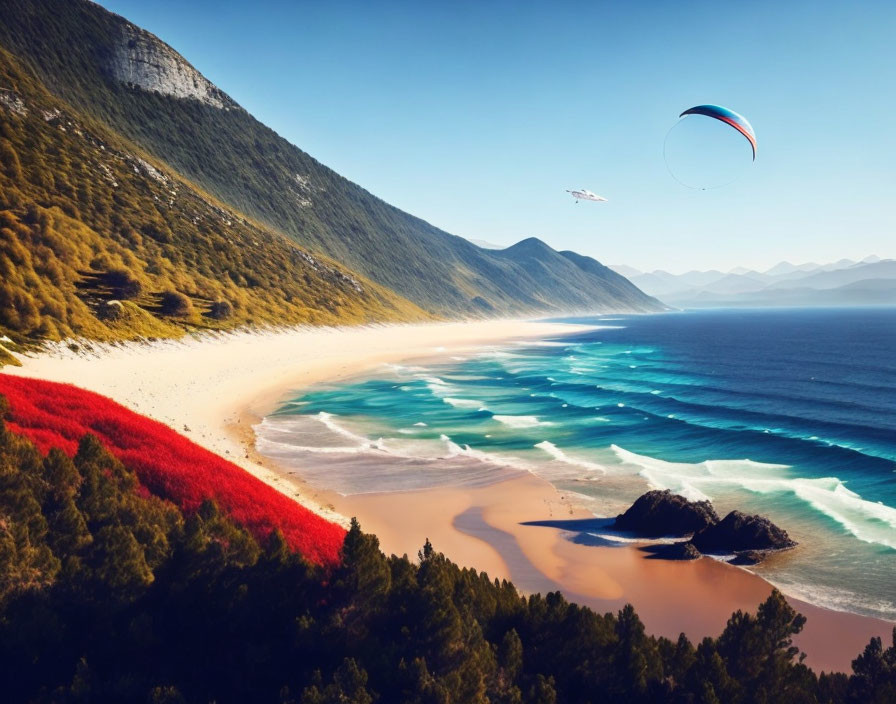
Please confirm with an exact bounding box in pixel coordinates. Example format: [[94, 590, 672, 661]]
[[0, 45, 429, 348], [1, 401, 895, 703], [0, 0, 662, 319]]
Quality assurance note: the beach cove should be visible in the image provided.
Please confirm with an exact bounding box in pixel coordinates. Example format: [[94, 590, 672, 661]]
[[6, 318, 893, 673]]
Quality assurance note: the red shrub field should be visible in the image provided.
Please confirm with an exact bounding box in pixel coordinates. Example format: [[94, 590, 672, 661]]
[[0, 374, 345, 565]]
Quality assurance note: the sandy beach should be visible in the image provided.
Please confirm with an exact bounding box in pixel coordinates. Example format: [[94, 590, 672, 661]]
[[4, 320, 591, 524], [335, 474, 892, 673], [5, 319, 893, 672]]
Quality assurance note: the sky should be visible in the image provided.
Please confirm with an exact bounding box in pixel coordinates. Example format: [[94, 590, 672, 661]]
[[98, 0, 896, 273]]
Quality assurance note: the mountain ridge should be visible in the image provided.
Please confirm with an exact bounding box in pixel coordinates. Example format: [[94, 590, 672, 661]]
[[611, 257, 895, 308]]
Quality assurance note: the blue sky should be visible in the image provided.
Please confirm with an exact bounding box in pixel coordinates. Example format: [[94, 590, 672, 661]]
[[99, 0, 895, 272]]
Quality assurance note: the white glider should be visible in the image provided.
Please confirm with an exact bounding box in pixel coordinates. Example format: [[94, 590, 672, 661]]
[[566, 189, 607, 203]]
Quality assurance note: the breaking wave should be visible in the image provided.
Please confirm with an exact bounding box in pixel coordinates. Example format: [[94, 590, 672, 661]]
[[610, 445, 896, 550]]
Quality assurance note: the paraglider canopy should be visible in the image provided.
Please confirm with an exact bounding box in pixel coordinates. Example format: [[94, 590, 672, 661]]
[[567, 189, 608, 203], [679, 105, 756, 160]]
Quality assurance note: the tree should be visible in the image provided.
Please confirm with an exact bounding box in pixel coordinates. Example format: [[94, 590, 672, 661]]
[[301, 658, 374, 704], [91, 524, 153, 593], [849, 630, 896, 703], [336, 518, 391, 625]]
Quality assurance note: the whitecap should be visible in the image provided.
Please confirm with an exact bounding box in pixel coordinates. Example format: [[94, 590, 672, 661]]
[[442, 397, 484, 409], [535, 441, 606, 474], [492, 415, 548, 428], [317, 412, 371, 445]]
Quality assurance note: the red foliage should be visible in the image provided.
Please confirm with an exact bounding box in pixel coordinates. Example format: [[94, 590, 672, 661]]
[[0, 374, 345, 565]]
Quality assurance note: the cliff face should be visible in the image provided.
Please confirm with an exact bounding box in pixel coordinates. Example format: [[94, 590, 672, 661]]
[[109, 23, 237, 110]]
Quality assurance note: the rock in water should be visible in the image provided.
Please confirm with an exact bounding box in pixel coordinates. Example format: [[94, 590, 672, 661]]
[[691, 511, 796, 554], [729, 550, 765, 566], [649, 542, 703, 560], [614, 490, 719, 537]]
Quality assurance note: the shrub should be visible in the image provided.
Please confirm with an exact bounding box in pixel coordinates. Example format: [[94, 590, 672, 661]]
[[208, 299, 233, 320], [106, 267, 142, 299], [159, 290, 193, 317]]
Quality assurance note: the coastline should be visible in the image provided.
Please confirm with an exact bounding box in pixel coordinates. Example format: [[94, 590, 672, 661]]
[[5, 319, 893, 672], [4, 320, 592, 525]]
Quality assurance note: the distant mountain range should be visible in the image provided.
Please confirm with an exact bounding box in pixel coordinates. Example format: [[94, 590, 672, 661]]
[[0, 0, 660, 349], [610, 256, 896, 308]]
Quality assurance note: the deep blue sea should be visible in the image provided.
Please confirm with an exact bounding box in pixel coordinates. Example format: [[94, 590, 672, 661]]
[[258, 308, 896, 621]]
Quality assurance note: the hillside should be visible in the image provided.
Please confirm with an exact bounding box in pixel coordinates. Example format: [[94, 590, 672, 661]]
[[0, 374, 345, 564], [0, 44, 429, 346], [0, 0, 661, 322]]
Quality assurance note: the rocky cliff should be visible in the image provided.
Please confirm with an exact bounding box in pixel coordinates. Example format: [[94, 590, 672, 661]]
[[109, 23, 238, 109]]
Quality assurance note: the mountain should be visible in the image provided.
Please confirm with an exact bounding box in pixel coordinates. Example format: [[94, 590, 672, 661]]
[[0, 42, 427, 344], [468, 238, 505, 250], [608, 263, 642, 278], [615, 257, 891, 308], [0, 0, 661, 342], [765, 260, 896, 290], [766, 261, 820, 276]]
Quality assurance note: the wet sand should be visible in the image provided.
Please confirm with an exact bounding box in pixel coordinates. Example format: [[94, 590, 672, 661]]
[[331, 472, 893, 673]]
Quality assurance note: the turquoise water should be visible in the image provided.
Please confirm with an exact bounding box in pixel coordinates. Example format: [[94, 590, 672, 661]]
[[258, 308, 896, 621]]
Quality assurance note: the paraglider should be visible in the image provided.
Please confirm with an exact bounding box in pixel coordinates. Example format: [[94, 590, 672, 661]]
[[567, 189, 607, 204], [664, 104, 756, 189], [679, 105, 756, 160]]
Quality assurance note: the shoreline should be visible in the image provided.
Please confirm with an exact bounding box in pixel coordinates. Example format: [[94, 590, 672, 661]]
[[330, 472, 892, 673], [5, 320, 593, 525], [5, 319, 893, 672]]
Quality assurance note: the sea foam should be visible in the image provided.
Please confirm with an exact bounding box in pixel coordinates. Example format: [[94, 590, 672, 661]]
[[493, 414, 548, 428], [535, 441, 606, 474], [610, 445, 896, 549]]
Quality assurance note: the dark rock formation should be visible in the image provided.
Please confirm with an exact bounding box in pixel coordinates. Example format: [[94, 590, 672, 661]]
[[691, 511, 796, 554], [647, 542, 703, 561], [729, 550, 765, 566], [614, 490, 719, 537]]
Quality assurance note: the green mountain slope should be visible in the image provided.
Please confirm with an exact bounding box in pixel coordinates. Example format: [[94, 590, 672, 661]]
[[0, 45, 429, 345], [0, 0, 662, 318]]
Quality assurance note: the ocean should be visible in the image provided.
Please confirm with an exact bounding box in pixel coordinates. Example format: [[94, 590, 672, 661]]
[[256, 308, 896, 622]]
